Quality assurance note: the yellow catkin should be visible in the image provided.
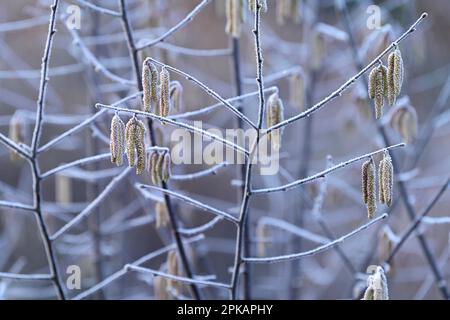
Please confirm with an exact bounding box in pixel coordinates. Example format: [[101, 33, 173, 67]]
[[167, 251, 180, 293], [55, 174, 72, 205], [169, 81, 183, 112], [390, 103, 418, 144], [142, 58, 158, 112], [362, 158, 376, 219], [379, 152, 393, 207], [289, 72, 305, 111], [110, 114, 125, 166], [266, 92, 284, 150], [8, 112, 24, 162], [312, 30, 324, 70], [387, 49, 404, 106], [149, 151, 160, 185], [362, 266, 389, 300], [155, 201, 170, 228], [225, 0, 241, 38], [159, 67, 170, 118], [125, 117, 146, 174], [368, 64, 388, 119], [154, 276, 170, 300], [156, 151, 165, 183], [378, 227, 395, 275]]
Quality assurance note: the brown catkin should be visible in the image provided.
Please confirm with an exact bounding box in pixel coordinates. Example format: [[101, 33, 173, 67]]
[[390, 103, 418, 144], [154, 276, 170, 300], [387, 49, 404, 106], [149, 151, 160, 185], [368, 64, 388, 119], [225, 0, 241, 38], [276, 0, 289, 25], [266, 92, 285, 150], [169, 81, 183, 112], [125, 117, 146, 174], [161, 152, 171, 182], [256, 223, 269, 257], [110, 114, 125, 166], [159, 67, 170, 118], [289, 72, 305, 111], [155, 201, 170, 228], [8, 112, 25, 162], [156, 151, 165, 183], [142, 58, 158, 112], [312, 30, 324, 70], [167, 251, 180, 293], [379, 151, 393, 207], [362, 158, 376, 219]]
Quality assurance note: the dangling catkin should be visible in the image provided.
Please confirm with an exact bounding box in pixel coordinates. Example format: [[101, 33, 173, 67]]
[[155, 201, 170, 228], [55, 174, 72, 205], [125, 117, 146, 174], [161, 152, 171, 183], [312, 30, 324, 70], [289, 72, 305, 111], [387, 48, 404, 106], [256, 223, 269, 257], [8, 112, 25, 162], [362, 158, 376, 219], [390, 103, 418, 144], [110, 114, 125, 166], [276, 0, 289, 25], [142, 58, 158, 112], [379, 151, 393, 207], [167, 251, 180, 293], [159, 66, 170, 118], [225, 0, 241, 38], [169, 81, 183, 112], [148, 151, 160, 185], [368, 64, 388, 119], [154, 276, 170, 300], [266, 93, 284, 150]]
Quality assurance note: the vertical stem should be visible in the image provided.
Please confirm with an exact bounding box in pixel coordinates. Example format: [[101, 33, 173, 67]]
[[230, 3, 265, 299], [118, 0, 201, 300], [230, 36, 251, 299], [337, 0, 449, 299], [29, 0, 65, 300]]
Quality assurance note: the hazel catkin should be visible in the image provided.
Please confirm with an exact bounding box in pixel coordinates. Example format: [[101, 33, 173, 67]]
[[125, 117, 146, 175], [142, 58, 158, 112], [110, 114, 125, 166], [266, 92, 284, 150], [387, 48, 404, 107], [379, 151, 394, 207], [159, 66, 170, 118], [368, 64, 388, 119], [362, 158, 376, 219]]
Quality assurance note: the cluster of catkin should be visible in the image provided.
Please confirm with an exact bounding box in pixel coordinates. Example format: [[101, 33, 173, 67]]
[[142, 58, 181, 118], [362, 266, 389, 300], [148, 149, 171, 185], [110, 114, 146, 175], [276, 0, 301, 25], [361, 151, 394, 219], [368, 48, 404, 119], [266, 92, 285, 150]]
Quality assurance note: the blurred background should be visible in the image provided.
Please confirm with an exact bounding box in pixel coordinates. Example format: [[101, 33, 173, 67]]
[[0, 0, 449, 299]]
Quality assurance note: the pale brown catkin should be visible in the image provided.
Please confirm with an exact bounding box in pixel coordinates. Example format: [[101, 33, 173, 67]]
[[8, 112, 25, 162], [368, 64, 388, 119], [110, 114, 125, 166], [225, 0, 241, 38], [167, 251, 180, 293], [155, 201, 170, 228], [266, 92, 285, 150], [387, 48, 404, 106], [276, 0, 289, 25], [169, 81, 183, 112], [362, 158, 376, 219], [161, 152, 171, 183], [55, 174, 72, 205], [256, 223, 269, 257], [148, 150, 160, 185], [153, 276, 170, 300], [125, 117, 146, 174], [159, 67, 170, 118], [312, 30, 324, 70], [289, 72, 305, 111], [379, 151, 393, 207], [390, 103, 418, 144], [142, 58, 158, 112]]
